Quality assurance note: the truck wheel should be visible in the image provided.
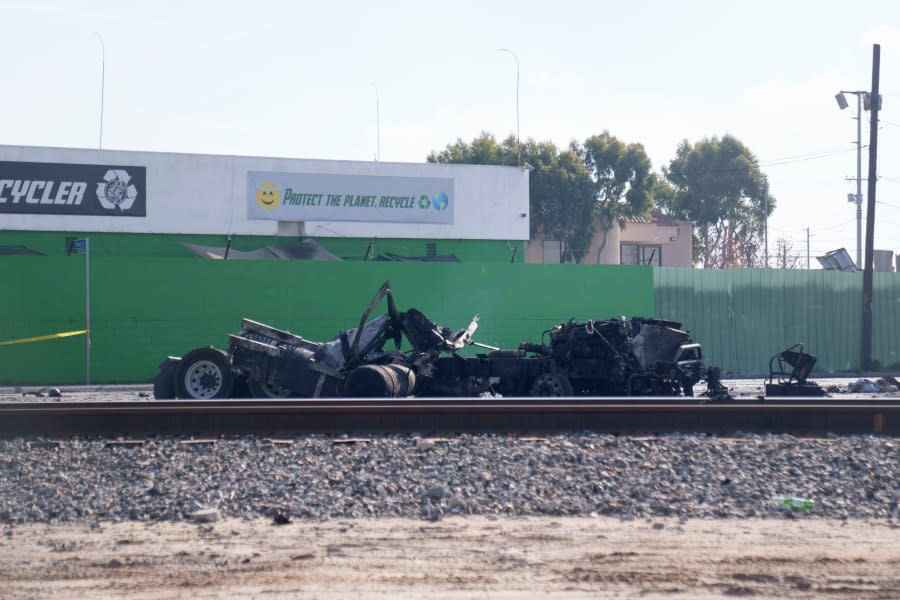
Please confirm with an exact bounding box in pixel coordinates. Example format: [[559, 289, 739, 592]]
[[383, 364, 417, 397], [152, 359, 178, 400], [345, 365, 397, 397], [247, 378, 293, 398], [175, 348, 234, 399], [529, 373, 573, 397]]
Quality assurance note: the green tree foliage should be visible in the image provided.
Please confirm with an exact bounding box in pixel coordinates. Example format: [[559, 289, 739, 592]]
[[575, 132, 655, 263], [660, 135, 775, 268], [428, 132, 595, 262], [427, 132, 518, 166]]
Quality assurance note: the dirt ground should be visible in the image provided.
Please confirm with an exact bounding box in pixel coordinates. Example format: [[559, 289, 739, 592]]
[[1, 517, 899, 599]]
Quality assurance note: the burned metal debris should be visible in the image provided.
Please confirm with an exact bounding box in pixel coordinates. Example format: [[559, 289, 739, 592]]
[[154, 281, 726, 400], [765, 344, 826, 397]]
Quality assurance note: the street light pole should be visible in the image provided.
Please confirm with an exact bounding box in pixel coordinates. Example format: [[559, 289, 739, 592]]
[[498, 48, 520, 166], [372, 82, 380, 162], [94, 33, 105, 150]]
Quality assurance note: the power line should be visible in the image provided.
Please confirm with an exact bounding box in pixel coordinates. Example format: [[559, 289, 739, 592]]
[[756, 147, 855, 168], [804, 219, 856, 232]]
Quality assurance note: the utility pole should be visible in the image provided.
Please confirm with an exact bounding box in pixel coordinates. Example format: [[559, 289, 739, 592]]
[[763, 179, 769, 268], [806, 228, 810, 270], [835, 90, 867, 267], [861, 44, 880, 371]]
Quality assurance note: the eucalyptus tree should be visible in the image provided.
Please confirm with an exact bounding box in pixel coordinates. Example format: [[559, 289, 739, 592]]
[[659, 135, 775, 268]]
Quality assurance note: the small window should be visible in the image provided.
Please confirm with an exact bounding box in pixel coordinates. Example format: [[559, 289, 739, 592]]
[[425, 242, 437, 257], [621, 244, 661, 266]]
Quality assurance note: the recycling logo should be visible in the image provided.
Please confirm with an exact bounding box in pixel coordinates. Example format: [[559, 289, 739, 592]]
[[96, 169, 138, 212], [419, 192, 449, 210], [431, 192, 449, 211]]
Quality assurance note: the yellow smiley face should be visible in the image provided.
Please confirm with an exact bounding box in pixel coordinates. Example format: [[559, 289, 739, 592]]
[[255, 183, 281, 210]]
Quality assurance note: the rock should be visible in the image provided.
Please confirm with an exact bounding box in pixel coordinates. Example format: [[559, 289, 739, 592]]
[[495, 547, 529, 564], [271, 511, 291, 525], [423, 485, 445, 500], [416, 439, 435, 452], [420, 500, 443, 521], [0, 430, 897, 524], [189, 508, 220, 523], [47, 388, 62, 398], [447, 495, 467, 510]]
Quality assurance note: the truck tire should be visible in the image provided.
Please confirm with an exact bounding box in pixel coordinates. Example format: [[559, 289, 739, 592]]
[[383, 364, 417, 397], [247, 378, 293, 398], [152, 359, 179, 400], [529, 373, 573, 397], [174, 347, 234, 399], [345, 365, 397, 397]]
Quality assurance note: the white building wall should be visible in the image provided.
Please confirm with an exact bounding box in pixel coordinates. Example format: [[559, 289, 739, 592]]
[[0, 145, 530, 240], [525, 217, 694, 267]]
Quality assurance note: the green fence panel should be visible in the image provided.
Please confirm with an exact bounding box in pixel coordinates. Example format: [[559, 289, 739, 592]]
[[655, 267, 898, 374], [873, 272, 900, 370], [0, 257, 87, 384], [1, 258, 652, 385]]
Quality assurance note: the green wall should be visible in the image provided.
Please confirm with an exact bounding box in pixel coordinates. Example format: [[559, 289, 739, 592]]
[[7, 243, 898, 385], [0, 257, 653, 384], [655, 268, 900, 374], [0, 231, 522, 263]]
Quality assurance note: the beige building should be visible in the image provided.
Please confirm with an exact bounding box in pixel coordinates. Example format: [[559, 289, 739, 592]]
[[525, 210, 694, 267]]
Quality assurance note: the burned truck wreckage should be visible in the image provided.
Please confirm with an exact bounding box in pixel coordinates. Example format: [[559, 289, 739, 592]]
[[154, 282, 728, 400]]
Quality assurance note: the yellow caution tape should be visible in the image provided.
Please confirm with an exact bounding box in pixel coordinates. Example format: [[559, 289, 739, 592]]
[[0, 329, 88, 347]]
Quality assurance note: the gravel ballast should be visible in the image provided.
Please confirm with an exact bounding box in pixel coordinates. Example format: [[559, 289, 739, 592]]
[[1, 433, 897, 524]]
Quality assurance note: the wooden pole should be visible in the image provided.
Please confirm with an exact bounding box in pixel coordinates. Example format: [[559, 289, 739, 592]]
[[862, 44, 880, 370]]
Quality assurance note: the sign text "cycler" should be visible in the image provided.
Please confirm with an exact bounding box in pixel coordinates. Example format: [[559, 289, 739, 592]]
[[0, 179, 87, 205]]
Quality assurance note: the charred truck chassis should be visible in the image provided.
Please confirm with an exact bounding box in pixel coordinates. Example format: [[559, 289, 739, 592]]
[[154, 282, 723, 400], [420, 317, 708, 398]]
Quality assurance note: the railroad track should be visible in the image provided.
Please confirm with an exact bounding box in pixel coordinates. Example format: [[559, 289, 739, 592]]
[[1, 397, 898, 436]]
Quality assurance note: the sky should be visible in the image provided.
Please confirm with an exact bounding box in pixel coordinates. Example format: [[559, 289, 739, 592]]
[[2, 0, 899, 267]]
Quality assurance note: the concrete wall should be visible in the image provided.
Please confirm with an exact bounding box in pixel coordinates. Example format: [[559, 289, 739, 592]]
[[0, 145, 529, 241]]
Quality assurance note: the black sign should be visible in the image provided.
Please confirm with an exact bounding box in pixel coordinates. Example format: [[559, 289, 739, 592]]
[[0, 161, 146, 216]]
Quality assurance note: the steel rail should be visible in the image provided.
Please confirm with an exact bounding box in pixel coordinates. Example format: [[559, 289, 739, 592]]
[[1, 397, 898, 436]]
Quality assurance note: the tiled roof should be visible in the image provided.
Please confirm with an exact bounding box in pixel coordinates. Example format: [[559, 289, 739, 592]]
[[623, 210, 683, 227]]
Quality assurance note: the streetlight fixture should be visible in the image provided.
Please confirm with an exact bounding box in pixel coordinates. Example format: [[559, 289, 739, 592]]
[[497, 48, 521, 166], [835, 90, 881, 267]]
